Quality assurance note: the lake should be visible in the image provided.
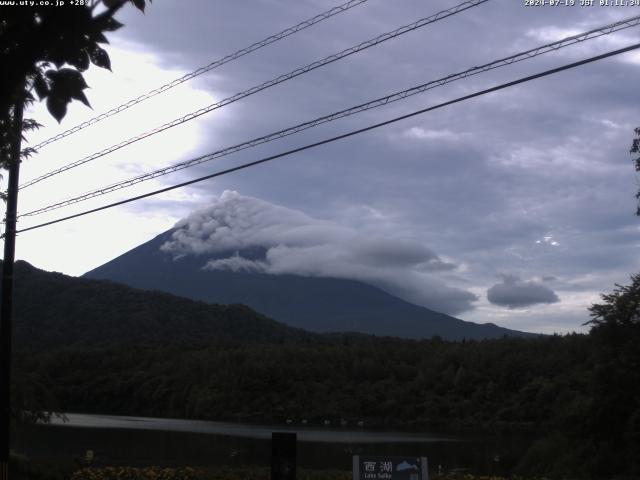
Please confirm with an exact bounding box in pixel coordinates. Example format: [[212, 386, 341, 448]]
[[13, 413, 536, 475]]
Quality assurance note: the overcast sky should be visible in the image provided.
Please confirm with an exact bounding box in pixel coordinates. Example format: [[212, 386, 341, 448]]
[[6, 0, 640, 333]]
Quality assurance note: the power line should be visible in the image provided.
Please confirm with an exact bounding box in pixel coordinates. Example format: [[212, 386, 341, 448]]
[[19, 0, 490, 190], [30, 0, 370, 152], [19, 14, 640, 218], [12, 42, 640, 237]]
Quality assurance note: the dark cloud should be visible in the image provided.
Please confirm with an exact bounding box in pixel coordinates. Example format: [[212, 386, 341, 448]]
[[101, 1, 640, 332], [487, 274, 560, 309]]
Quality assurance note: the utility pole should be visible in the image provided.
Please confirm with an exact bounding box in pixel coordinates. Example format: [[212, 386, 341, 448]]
[[0, 95, 24, 480]]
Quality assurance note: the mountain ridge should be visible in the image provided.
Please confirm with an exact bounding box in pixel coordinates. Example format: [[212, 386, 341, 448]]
[[84, 229, 535, 340], [6, 259, 315, 350]]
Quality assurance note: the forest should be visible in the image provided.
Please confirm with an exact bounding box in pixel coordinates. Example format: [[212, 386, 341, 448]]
[[6, 261, 640, 478], [13, 320, 639, 478]]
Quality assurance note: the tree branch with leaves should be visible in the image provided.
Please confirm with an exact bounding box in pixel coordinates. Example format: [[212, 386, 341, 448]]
[[0, 0, 151, 170], [0, 0, 151, 429]]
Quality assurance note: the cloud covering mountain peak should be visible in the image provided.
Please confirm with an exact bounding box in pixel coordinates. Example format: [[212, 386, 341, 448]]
[[161, 191, 477, 315]]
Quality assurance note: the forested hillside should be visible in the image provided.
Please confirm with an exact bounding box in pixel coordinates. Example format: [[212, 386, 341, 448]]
[[17, 335, 589, 429], [8, 260, 314, 349], [14, 325, 640, 478], [7, 260, 640, 478]]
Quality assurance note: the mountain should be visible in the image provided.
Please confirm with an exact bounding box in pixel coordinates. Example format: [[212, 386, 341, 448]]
[[84, 230, 533, 340], [7, 260, 313, 350]]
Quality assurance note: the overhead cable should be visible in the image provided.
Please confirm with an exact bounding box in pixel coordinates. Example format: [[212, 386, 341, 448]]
[[12, 42, 640, 236], [20, 0, 490, 190], [30, 0, 371, 151], [19, 14, 640, 218]]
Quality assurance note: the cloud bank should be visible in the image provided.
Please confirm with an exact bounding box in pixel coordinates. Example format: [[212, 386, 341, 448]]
[[161, 191, 477, 315], [487, 274, 560, 309]]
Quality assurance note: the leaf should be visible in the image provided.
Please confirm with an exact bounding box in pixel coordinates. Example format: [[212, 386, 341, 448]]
[[22, 119, 43, 131], [69, 50, 90, 72], [89, 45, 111, 70], [51, 55, 65, 69], [94, 31, 110, 44], [52, 68, 89, 94], [46, 96, 68, 123], [21, 147, 38, 159], [45, 68, 92, 115], [131, 0, 145, 12], [71, 89, 91, 108], [102, 16, 123, 32], [33, 74, 49, 100]]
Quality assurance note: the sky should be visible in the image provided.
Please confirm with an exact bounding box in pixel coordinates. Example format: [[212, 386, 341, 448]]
[[5, 0, 640, 334]]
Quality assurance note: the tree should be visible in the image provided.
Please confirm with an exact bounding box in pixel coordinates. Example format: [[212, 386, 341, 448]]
[[0, 1, 150, 476], [587, 273, 640, 327], [633, 127, 640, 215], [586, 277, 640, 477]]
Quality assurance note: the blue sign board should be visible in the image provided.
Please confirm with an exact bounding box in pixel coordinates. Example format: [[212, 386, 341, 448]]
[[353, 456, 428, 480]]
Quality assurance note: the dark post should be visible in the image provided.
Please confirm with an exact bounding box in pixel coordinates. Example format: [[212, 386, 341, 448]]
[[0, 97, 24, 480], [271, 432, 296, 480]]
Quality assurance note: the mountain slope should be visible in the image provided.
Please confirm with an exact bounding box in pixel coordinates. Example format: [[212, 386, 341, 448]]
[[84, 230, 533, 340], [7, 260, 313, 350]]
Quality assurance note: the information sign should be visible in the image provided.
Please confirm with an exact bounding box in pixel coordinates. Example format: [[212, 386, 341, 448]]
[[353, 456, 428, 480]]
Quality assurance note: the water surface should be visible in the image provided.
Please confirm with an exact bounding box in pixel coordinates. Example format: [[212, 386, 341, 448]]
[[13, 413, 534, 475]]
